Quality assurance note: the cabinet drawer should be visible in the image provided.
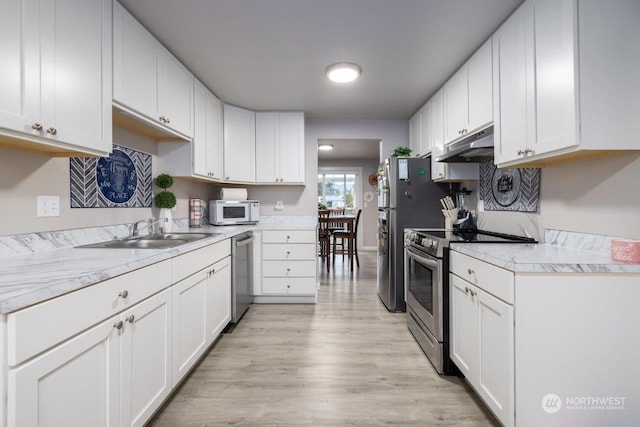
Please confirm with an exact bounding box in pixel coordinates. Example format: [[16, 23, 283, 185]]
[[262, 243, 316, 260], [173, 239, 231, 283], [7, 260, 172, 367], [262, 278, 317, 295], [450, 251, 514, 304], [262, 230, 315, 244], [263, 260, 316, 277]]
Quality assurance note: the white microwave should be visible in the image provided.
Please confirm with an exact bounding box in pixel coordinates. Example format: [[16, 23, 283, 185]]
[[209, 200, 260, 225]]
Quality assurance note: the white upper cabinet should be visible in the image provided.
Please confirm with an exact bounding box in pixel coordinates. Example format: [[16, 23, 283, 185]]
[[256, 112, 305, 184], [224, 104, 256, 183], [494, 0, 640, 167], [0, 0, 112, 156], [158, 79, 222, 180], [113, 1, 193, 139], [443, 40, 493, 145], [430, 89, 478, 182], [409, 109, 422, 157]]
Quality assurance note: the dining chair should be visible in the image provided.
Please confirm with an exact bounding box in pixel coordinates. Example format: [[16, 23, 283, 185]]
[[332, 209, 362, 269], [317, 216, 331, 272], [328, 207, 346, 234]]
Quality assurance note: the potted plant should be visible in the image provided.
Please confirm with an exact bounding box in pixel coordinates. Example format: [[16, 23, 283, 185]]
[[154, 173, 176, 232], [391, 146, 412, 157]]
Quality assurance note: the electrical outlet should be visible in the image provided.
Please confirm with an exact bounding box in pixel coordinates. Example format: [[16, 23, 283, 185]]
[[37, 195, 60, 217], [274, 200, 284, 211]]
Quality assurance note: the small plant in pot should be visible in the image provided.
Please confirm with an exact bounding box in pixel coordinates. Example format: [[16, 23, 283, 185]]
[[391, 146, 412, 157], [154, 174, 176, 232]]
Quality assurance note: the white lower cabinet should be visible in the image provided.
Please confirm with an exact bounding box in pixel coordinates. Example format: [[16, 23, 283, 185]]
[[254, 230, 318, 303], [8, 288, 173, 427], [450, 254, 514, 427], [173, 255, 231, 385], [120, 289, 173, 427], [8, 316, 120, 427], [4, 238, 233, 427]]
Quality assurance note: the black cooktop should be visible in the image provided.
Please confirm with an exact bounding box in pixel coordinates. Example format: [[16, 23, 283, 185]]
[[431, 229, 536, 243]]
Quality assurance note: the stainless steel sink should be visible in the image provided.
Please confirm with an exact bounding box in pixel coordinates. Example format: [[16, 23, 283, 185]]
[[77, 232, 221, 249]]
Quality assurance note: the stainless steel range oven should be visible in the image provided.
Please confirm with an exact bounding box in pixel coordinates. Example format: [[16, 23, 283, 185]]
[[405, 228, 536, 375]]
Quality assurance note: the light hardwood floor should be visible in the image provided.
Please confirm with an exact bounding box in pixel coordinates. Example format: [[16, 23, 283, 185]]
[[149, 250, 499, 426]]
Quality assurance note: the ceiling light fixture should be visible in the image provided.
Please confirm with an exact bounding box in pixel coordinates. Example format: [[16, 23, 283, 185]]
[[325, 62, 362, 83], [318, 144, 334, 151]]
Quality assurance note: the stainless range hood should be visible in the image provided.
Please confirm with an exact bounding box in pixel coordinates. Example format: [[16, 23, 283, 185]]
[[435, 126, 494, 163]]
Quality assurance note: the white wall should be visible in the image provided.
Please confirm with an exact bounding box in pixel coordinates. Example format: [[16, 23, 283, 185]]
[[478, 152, 640, 240], [0, 127, 219, 236]]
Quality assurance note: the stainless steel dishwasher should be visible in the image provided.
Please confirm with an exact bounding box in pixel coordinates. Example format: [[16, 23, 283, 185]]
[[231, 231, 254, 323]]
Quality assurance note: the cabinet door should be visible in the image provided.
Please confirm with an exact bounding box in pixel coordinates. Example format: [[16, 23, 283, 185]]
[[207, 90, 224, 179], [477, 287, 514, 427], [172, 269, 208, 385], [192, 79, 209, 177], [529, 0, 578, 156], [207, 256, 232, 343], [449, 274, 478, 379], [430, 90, 447, 181], [113, 1, 159, 120], [493, 4, 529, 165], [193, 81, 223, 179], [467, 39, 493, 132], [418, 104, 431, 157], [8, 317, 120, 427], [223, 104, 255, 183], [39, 0, 111, 153], [158, 48, 194, 138], [0, 0, 39, 134], [121, 289, 173, 427], [278, 112, 305, 183], [443, 68, 467, 144], [255, 112, 279, 183], [409, 111, 421, 156]]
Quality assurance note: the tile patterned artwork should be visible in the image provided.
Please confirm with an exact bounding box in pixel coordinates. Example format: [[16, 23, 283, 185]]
[[479, 160, 540, 212], [70, 144, 152, 208]]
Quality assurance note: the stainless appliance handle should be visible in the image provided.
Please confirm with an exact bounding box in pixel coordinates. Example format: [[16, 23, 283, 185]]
[[236, 236, 254, 247], [405, 246, 439, 269]]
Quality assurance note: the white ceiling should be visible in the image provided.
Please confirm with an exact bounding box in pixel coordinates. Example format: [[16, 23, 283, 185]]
[[117, 0, 524, 120]]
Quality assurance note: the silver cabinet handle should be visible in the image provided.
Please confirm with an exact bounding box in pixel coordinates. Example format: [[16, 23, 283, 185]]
[[126, 315, 135, 323], [286, 268, 291, 272], [286, 251, 291, 255], [286, 284, 291, 288], [467, 268, 474, 275], [517, 149, 524, 155], [469, 289, 477, 297], [114, 321, 124, 330], [46, 127, 57, 135], [524, 148, 533, 154], [31, 123, 43, 131], [119, 290, 129, 299], [464, 287, 470, 294]]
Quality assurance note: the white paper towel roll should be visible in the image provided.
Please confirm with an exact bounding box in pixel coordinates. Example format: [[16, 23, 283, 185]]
[[220, 188, 248, 201]]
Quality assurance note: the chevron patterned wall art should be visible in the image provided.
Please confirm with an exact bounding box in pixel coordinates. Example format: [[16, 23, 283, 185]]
[[70, 145, 152, 208], [479, 161, 540, 212]]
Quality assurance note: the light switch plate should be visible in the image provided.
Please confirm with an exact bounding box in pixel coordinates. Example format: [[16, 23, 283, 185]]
[[37, 195, 60, 217]]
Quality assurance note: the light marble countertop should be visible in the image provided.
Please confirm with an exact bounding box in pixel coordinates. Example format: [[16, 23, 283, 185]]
[[0, 218, 316, 314], [451, 242, 640, 274]]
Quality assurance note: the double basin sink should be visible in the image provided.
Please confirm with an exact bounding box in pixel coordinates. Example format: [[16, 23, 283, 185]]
[[77, 232, 221, 249]]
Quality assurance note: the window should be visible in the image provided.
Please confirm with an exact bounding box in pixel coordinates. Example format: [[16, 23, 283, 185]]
[[318, 172, 358, 212]]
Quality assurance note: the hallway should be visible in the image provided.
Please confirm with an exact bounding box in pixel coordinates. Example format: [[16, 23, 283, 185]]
[[150, 250, 498, 426]]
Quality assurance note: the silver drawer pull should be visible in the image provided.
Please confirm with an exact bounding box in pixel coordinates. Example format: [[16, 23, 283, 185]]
[[113, 321, 124, 330], [46, 127, 57, 135], [31, 122, 43, 131], [467, 268, 475, 275], [126, 315, 135, 323], [119, 290, 129, 299]]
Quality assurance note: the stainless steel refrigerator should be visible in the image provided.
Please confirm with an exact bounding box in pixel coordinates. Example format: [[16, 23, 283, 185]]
[[377, 156, 452, 312]]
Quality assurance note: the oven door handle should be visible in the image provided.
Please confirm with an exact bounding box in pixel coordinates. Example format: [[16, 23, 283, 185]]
[[406, 247, 439, 269]]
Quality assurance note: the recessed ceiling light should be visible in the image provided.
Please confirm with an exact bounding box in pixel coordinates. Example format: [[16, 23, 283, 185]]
[[318, 144, 334, 151], [325, 62, 362, 83]]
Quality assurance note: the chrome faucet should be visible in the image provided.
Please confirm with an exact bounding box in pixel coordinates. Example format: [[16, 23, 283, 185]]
[[147, 217, 168, 236], [129, 219, 150, 237]]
